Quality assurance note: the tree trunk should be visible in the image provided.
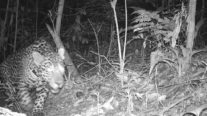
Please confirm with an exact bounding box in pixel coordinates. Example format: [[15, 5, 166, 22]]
[[186, 0, 196, 50], [50, 0, 81, 83], [44, 0, 82, 115], [181, 0, 197, 73]]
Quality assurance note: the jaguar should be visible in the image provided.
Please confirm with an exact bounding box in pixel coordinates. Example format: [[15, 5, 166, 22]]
[[0, 39, 66, 116]]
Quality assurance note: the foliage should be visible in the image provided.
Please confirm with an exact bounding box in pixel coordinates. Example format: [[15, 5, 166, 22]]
[[131, 5, 190, 76], [131, 5, 187, 49]]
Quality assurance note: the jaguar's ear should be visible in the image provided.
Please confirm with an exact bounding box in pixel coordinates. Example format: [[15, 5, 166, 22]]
[[32, 51, 45, 65], [58, 48, 65, 60]]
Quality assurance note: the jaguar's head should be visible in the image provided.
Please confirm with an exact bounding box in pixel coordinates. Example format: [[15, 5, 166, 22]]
[[32, 48, 66, 94]]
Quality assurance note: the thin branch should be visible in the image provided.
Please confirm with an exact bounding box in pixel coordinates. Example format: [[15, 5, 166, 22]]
[[110, 0, 122, 62], [107, 24, 115, 58], [35, 0, 38, 39], [123, 0, 128, 62], [88, 19, 103, 73], [0, 0, 9, 38], [0, 0, 9, 54], [13, 0, 19, 53]]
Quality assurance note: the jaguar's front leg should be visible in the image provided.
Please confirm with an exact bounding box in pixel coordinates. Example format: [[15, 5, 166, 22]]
[[32, 86, 49, 116]]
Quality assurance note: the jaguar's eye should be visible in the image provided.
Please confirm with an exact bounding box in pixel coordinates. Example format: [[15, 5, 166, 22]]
[[43, 61, 54, 72], [47, 65, 55, 72]]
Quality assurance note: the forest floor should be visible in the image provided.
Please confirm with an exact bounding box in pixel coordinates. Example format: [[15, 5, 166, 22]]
[[43, 50, 207, 116]]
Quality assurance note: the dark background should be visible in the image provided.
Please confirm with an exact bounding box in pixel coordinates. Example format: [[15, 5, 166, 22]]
[[0, 0, 207, 71], [1, 0, 207, 115]]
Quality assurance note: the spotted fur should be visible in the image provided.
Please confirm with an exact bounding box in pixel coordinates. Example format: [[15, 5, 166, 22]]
[[0, 39, 65, 115]]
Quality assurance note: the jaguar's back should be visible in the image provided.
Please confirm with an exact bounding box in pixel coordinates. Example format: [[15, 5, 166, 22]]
[[0, 39, 66, 115]]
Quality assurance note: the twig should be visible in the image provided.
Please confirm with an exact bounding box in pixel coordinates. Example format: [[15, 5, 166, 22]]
[[0, 0, 9, 50], [13, 0, 19, 53], [90, 51, 115, 70], [123, 0, 128, 62], [107, 24, 115, 58], [110, 0, 123, 71], [159, 95, 192, 116], [88, 19, 103, 73], [35, 0, 38, 39]]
